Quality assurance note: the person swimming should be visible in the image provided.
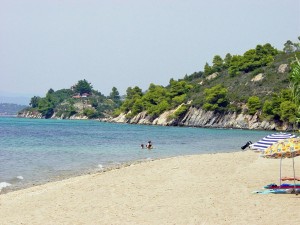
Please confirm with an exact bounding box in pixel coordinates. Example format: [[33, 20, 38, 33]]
[[146, 141, 152, 149]]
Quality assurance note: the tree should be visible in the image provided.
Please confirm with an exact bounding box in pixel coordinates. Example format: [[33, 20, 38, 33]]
[[212, 55, 223, 72], [109, 87, 120, 102], [247, 96, 261, 115], [47, 88, 54, 94], [37, 98, 54, 118], [74, 79, 93, 95], [289, 56, 300, 124], [129, 99, 143, 115], [290, 57, 300, 107], [261, 89, 293, 121], [202, 84, 229, 112], [204, 62, 213, 76], [262, 100, 273, 119], [280, 101, 297, 123], [169, 79, 192, 98], [120, 86, 143, 114], [83, 108, 97, 119], [36, 88, 63, 118], [227, 44, 278, 75], [241, 49, 257, 72], [126, 86, 143, 100], [29, 96, 40, 108], [283, 40, 295, 53], [228, 55, 243, 76], [142, 84, 169, 110], [147, 100, 170, 117], [295, 36, 300, 51], [224, 53, 232, 68], [261, 43, 278, 56]]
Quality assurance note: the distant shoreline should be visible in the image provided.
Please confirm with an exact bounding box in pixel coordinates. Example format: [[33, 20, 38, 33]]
[[0, 114, 17, 117]]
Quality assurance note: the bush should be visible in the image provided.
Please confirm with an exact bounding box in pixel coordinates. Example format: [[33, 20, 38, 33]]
[[247, 96, 261, 115], [252, 68, 264, 76], [202, 84, 229, 112], [280, 101, 297, 123], [83, 108, 97, 119], [147, 100, 170, 117], [262, 100, 273, 120], [174, 105, 188, 118]]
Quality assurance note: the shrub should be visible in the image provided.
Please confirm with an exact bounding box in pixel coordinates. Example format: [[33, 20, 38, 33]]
[[247, 96, 261, 115], [83, 108, 97, 118], [203, 84, 229, 112], [280, 101, 297, 123]]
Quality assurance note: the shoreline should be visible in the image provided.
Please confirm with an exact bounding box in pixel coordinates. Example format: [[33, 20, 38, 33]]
[[1, 150, 300, 225], [13, 113, 293, 132], [0, 149, 241, 195], [0, 157, 157, 195]]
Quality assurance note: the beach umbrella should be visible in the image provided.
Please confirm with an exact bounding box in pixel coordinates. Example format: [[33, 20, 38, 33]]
[[262, 138, 300, 159], [250, 133, 296, 151], [261, 137, 300, 192]]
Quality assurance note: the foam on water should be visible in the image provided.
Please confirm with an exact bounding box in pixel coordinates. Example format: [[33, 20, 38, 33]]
[[0, 182, 11, 192], [97, 164, 103, 170]]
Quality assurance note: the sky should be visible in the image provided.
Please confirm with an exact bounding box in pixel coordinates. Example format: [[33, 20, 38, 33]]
[[0, 0, 299, 105]]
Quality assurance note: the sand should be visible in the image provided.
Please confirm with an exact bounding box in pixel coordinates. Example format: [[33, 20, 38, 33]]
[[0, 150, 299, 225]]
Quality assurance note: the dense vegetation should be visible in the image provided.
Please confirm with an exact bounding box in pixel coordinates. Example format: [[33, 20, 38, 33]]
[[113, 38, 300, 125], [24, 79, 121, 119], [21, 37, 300, 128], [114, 79, 193, 119]]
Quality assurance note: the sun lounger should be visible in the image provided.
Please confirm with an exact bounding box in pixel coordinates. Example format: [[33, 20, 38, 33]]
[[281, 177, 300, 181]]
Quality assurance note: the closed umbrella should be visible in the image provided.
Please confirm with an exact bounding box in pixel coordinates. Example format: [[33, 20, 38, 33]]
[[250, 133, 296, 151]]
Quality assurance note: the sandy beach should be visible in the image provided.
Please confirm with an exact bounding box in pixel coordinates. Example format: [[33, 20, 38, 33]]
[[0, 150, 299, 225]]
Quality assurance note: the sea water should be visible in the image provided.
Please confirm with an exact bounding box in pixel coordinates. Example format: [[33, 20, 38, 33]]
[[0, 117, 272, 192]]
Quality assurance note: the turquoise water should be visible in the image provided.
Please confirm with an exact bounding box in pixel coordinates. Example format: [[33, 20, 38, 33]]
[[0, 117, 272, 192]]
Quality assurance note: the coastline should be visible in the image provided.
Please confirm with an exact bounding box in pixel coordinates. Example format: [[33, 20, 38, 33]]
[[1, 150, 299, 225], [18, 105, 294, 131], [0, 157, 156, 194]]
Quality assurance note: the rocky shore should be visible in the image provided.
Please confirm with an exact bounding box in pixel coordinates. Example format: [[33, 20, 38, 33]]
[[104, 106, 292, 131], [18, 105, 293, 131]]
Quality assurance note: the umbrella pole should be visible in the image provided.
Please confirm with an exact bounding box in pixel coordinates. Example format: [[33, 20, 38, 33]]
[[292, 153, 297, 194], [280, 157, 282, 186]]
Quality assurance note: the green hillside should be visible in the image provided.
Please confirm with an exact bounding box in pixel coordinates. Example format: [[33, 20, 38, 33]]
[[186, 51, 295, 104], [21, 38, 300, 126], [114, 39, 300, 125]]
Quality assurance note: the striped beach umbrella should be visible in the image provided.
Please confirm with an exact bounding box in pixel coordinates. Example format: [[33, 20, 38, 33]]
[[250, 133, 296, 151]]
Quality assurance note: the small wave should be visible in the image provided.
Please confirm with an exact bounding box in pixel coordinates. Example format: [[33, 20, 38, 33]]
[[97, 164, 103, 170], [17, 176, 24, 180], [0, 182, 12, 192]]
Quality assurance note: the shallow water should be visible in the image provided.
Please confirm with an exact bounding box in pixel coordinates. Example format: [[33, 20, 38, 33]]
[[0, 117, 272, 192]]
